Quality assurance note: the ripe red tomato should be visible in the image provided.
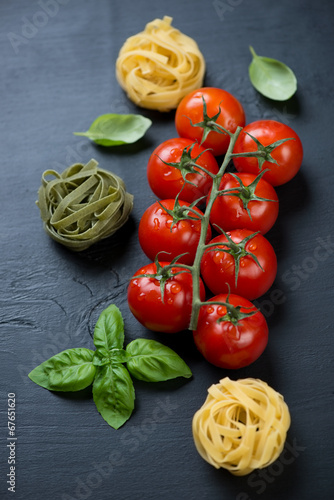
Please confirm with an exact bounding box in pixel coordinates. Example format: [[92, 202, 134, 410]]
[[209, 172, 279, 234], [193, 293, 268, 369], [128, 261, 205, 333], [233, 119, 303, 186], [147, 137, 219, 204], [175, 87, 246, 156], [138, 199, 211, 265], [200, 229, 277, 300]]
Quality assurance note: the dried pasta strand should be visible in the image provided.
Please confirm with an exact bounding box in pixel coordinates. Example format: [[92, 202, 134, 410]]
[[37, 159, 134, 251], [192, 377, 291, 476], [116, 16, 206, 112]]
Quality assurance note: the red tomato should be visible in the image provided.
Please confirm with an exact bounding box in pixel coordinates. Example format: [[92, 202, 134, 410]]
[[193, 293, 268, 369], [233, 119, 303, 186], [138, 199, 211, 265], [200, 229, 277, 300], [175, 87, 245, 156], [147, 137, 219, 204], [128, 261, 205, 333], [209, 172, 279, 234]]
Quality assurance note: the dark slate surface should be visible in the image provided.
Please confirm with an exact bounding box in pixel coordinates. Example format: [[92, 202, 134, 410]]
[[1, 1, 334, 499]]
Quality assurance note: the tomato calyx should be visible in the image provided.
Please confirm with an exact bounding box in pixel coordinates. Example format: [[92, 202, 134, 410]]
[[217, 170, 278, 220], [132, 254, 190, 303], [204, 229, 264, 287], [202, 291, 258, 326], [186, 95, 232, 145], [157, 142, 216, 187], [157, 193, 204, 232], [231, 132, 295, 171]]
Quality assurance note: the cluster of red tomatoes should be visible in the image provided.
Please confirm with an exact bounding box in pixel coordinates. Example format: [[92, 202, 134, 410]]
[[127, 87, 303, 370]]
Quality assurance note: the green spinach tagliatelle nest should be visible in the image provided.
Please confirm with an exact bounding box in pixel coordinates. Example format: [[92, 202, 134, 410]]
[[37, 159, 134, 251]]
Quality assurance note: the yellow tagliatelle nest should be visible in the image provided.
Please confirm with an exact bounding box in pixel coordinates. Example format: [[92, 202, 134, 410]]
[[115, 16, 205, 112], [192, 377, 291, 476], [37, 159, 133, 251]]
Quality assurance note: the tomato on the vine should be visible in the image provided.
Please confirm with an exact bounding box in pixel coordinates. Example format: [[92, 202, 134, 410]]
[[209, 172, 279, 234], [147, 137, 219, 203], [200, 229, 277, 300], [175, 87, 246, 156], [138, 198, 212, 265], [193, 293, 268, 369], [233, 119, 303, 186], [127, 261, 205, 334]]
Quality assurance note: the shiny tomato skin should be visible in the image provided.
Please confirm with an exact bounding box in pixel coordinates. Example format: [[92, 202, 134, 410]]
[[175, 87, 246, 156], [138, 199, 211, 265], [193, 293, 268, 369], [147, 137, 219, 203], [233, 119, 303, 186], [200, 229, 277, 300], [127, 262, 205, 334], [209, 172, 279, 234]]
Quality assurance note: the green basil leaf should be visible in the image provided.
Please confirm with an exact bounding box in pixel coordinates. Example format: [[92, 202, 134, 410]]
[[248, 46, 297, 101], [28, 348, 96, 391], [73, 113, 152, 146], [93, 364, 135, 429], [126, 339, 192, 382], [93, 304, 124, 351]]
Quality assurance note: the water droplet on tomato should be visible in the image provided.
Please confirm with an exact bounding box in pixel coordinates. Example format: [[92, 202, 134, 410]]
[[213, 251, 222, 264], [170, 283, 181, 294], [153, 218, 160, 230], [249, 243, 257, 251], [166, 220, 172, 229], [207, 306, 214, 314], [217, 306, 225, 315], [138, 292, 145, 301], [167, 297, 173, 305], [163, 165, 180, 181], [224, 260, 234, 270], [240, 260, 245, 268], [130, 279, 138, 288], [170, 148, 180, 159]]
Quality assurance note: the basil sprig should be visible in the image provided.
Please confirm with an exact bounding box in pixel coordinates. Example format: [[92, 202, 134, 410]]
[[74, 113, 152, 146], [248, 46, 297, 101], [28, 304, 192, 429]]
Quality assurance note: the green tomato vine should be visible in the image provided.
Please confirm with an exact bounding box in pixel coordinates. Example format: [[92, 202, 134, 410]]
[[136, 98, 293, 331]]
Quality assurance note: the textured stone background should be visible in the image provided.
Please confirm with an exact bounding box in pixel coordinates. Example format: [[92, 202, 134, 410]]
[[1, 1, 333, 499]]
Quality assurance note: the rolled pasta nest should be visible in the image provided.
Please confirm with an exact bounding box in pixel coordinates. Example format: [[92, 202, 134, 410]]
[[192, 377, 291, 476], [115, 16, 206, 112], [37, 159, 134, 251]]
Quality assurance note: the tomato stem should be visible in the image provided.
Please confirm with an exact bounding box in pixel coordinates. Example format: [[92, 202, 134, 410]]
[[188, 126, 244, 330]]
